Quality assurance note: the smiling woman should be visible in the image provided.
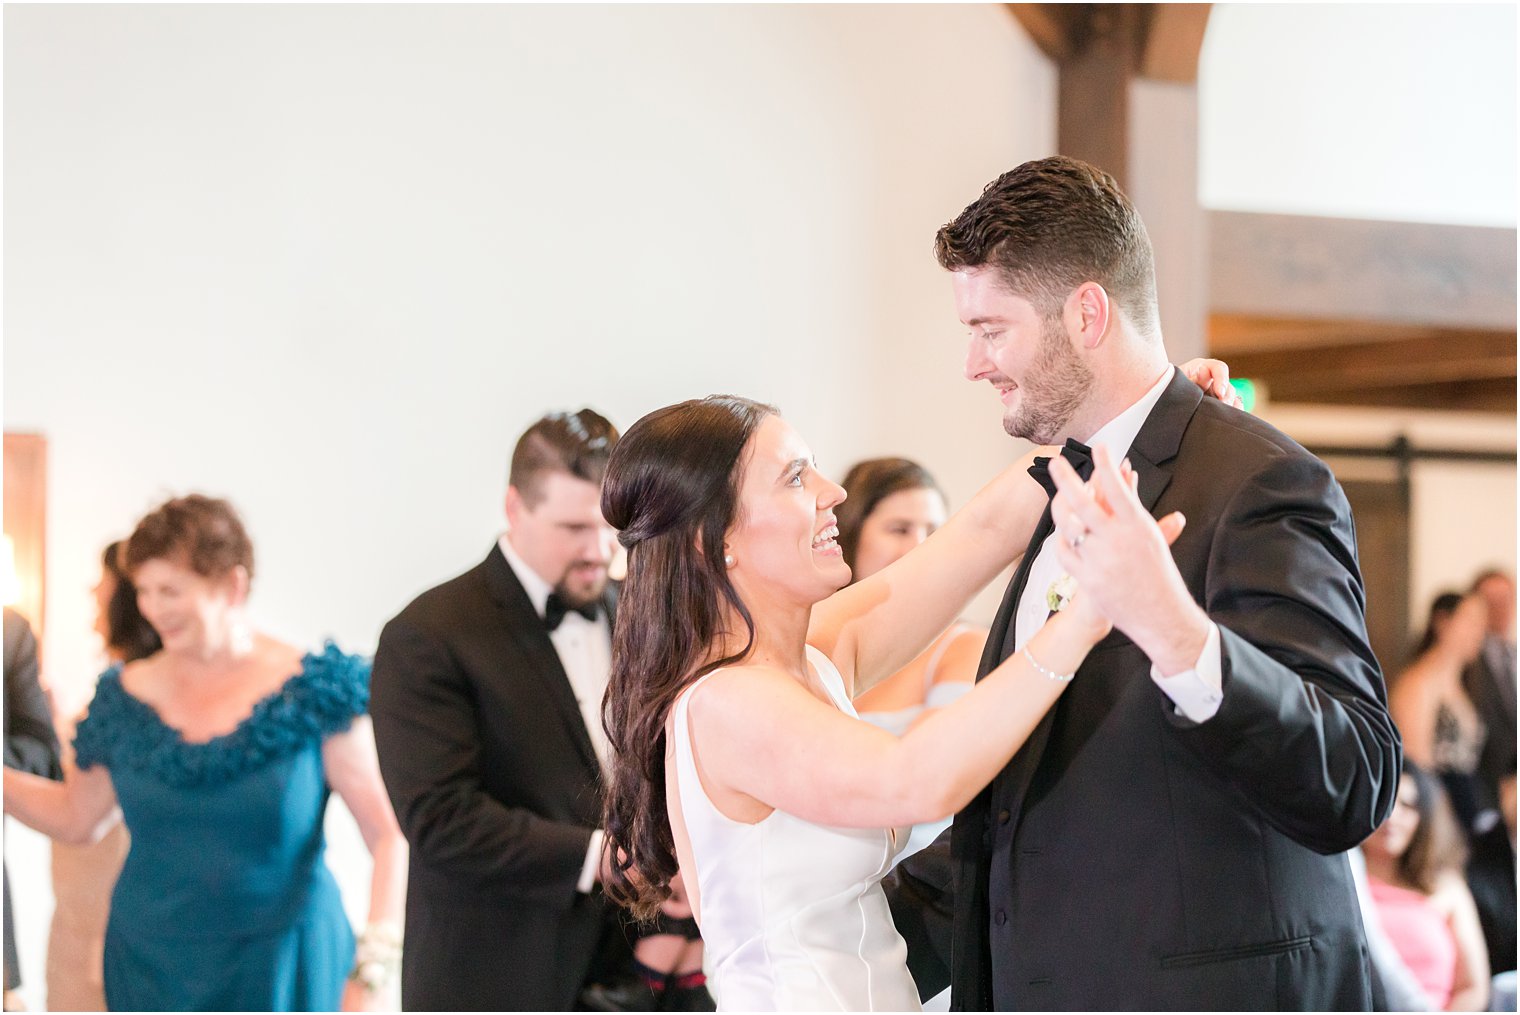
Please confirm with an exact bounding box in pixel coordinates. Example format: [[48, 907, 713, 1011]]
[[2, 495, 407, 1013], [594, 394, 1190, 1011]]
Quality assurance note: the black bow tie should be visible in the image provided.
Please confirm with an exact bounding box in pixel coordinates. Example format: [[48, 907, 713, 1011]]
[[544, 593, 600, 632], [1027, 439, 1096, 498]]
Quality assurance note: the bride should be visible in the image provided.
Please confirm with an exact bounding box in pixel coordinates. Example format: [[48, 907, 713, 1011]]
[[599, 380, 1214, 1010]]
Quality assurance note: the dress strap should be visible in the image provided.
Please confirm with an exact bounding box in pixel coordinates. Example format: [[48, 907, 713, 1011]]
[[920, 622, 973, 692], [803, 644, 854, 713], [671, 671, 725, 822]]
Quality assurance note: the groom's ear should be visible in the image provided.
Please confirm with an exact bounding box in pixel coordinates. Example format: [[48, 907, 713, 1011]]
[[1066, 282, 1112, 350]]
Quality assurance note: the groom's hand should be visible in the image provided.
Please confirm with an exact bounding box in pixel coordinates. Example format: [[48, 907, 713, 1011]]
[[1048, 445, 1211, 675]]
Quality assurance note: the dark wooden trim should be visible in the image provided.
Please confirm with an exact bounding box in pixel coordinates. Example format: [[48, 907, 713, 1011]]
[[1007, 4, 1212, 186], [1306, 440, 1515, 466], [1007, 3, 1082, 63], [1285, 378, 1516, 414], [1006, 4, 1212, 83], [1139, 4, 1211, 83], [1210, 211, 1518, 331], [1225, 329, 1516, 395], [1057, 8, 1138, 185]]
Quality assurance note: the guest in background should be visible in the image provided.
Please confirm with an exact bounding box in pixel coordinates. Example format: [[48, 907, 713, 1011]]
[[371, 410, 646, 1011], [1392, 592, 1491, 828], [841, 457, 986, 861], [1466, 569, 1517, 816], [1363, 760, 1490, 1011], [46, 541, 160, 1013], [1348, 845, 1437, 1011], [1463, 572, 1518, 978], [3, 495, 406, 1011], [4, 607, 61, 1010]]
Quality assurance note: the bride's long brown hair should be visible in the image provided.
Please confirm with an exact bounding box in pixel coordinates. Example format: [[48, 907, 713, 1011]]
[[600, 395, 775, 919]]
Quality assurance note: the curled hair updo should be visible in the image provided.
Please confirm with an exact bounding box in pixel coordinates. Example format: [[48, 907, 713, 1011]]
[[599, 394, 775, 919], [124, 494, 255, 582]]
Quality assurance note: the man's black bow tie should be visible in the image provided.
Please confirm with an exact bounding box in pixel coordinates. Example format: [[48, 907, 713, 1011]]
[[1027, 439, 1096, 498], [544, 593, 600, 632]]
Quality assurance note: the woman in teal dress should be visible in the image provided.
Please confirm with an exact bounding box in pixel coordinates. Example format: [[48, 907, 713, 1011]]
[[4, 495, 407, 1011]]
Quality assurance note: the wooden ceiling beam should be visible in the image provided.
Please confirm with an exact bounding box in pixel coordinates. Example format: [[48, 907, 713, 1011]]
[[1006, 4, 1212, 82], [1007, 3, 1085, 64], [1056, 5, 1141, 185], [1291, 378, 1518, 414], [1210, 315, 1513, 354], [1210, 211, 1518, 331], [1139, 4, 1212, 83], [1227, 329, 1517, 396], [1005, 4, 1213, 188]]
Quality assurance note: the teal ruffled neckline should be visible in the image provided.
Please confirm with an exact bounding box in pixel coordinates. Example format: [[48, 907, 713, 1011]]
[[73, 642, 369, 787]]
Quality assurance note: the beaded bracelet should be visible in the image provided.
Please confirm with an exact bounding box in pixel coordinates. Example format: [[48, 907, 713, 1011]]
[[1022, 646, 1075, 683], [349, 922, 403, 992]]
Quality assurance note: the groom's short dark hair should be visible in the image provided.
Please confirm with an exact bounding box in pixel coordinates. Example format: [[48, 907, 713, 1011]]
[[935, 156, 1160, 337]]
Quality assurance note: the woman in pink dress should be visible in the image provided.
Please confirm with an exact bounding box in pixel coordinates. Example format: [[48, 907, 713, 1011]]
[[1363, 759, 1492, 1010]]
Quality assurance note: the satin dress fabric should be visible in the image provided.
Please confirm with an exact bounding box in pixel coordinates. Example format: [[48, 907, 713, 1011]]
[[672, 645, 921, 1011]]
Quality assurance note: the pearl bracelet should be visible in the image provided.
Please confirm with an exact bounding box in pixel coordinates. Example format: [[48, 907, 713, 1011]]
[[1022, 646, 1075, 683]]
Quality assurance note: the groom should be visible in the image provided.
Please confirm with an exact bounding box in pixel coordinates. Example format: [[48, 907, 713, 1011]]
[[888, 158, 1401, 1010]]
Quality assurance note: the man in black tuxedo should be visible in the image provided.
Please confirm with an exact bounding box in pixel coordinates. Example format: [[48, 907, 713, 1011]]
[[1466, 568, 1516, 810], [4, 607, 61, 1005], [370, 409, 632, 1011], [1462, 569, 1516, 974], [888, 157, 1402, 1010]]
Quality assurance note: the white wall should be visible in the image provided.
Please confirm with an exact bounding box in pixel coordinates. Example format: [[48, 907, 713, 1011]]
[[2, 5, 1054, 1008], [4, 2, 1054, 715], [1200, 3, 1518, 227]]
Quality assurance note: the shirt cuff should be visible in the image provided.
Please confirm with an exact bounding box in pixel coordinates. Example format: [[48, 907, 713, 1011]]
[[1149, 621, 1224, 723], [578, 829, 606, 894]]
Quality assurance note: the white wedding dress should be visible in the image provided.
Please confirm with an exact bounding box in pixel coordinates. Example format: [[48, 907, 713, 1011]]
[[671, 645, 923, 1011]]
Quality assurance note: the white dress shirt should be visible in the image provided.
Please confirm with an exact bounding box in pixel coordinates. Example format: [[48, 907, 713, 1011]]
[[1012, 366, 1225, 723], [498, 533, 610, 892]]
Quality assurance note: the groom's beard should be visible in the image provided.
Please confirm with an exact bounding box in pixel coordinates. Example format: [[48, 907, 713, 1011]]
[[1004, 317, 1094, 444], [553, 560, 610, 609]]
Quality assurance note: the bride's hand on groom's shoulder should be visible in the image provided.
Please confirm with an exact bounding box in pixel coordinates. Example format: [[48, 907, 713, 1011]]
[[1179, 358, 1245, 409]]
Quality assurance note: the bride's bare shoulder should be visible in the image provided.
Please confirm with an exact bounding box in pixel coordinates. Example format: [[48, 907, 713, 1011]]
[[686, 662, 808, 720]]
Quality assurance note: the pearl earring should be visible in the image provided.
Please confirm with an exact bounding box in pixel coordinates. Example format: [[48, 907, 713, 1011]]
[[723, 554, 735, 568]]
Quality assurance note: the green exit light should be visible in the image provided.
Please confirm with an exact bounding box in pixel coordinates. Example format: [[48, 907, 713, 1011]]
[[1230, 378, 1257, 413]]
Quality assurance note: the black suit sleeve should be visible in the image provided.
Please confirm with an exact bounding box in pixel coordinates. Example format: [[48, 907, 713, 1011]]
[[1168, 449, 1401, 854], [370, 615, 593, 906], [4, 611, 61, 779], [886, 829, 954, 1000]]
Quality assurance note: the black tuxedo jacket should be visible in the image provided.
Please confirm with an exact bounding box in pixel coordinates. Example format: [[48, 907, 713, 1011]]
[[370, 546, 627, 1011], [4, 608, 61, 990], [889, 372, 1401, 1011], [1464, 639, 1517, 805]]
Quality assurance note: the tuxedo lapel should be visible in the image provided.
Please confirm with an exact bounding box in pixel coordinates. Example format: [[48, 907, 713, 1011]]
[[1126, 369, 1202, 511], [987, 372, 1203, 827], [481, 546, 602, 778]]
